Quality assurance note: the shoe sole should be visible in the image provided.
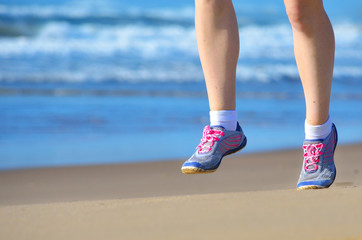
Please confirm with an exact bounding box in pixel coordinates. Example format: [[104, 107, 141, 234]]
[[297, 185, 327, 190], [181, 167, 217, 174], [181, 140, 247, 174]]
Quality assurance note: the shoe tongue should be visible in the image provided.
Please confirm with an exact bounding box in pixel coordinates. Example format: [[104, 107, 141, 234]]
[[198, 126, 225, 152], [304, 139, 323, 145], [210, 125, 226, 132]]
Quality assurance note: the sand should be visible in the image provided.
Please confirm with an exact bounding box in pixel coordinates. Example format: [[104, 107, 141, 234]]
[[1, 143, 362, 239]]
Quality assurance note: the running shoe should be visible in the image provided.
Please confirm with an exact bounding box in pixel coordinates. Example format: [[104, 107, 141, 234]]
[[181, 122, 247, 174], [297, 124, 338, 190]]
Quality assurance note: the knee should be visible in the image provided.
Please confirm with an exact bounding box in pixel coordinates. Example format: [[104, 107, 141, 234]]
[[285, 0, 324, 33], [196, 0, 232, 17]]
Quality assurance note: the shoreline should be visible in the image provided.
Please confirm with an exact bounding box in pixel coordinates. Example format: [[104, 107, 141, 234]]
[[1, 140, 360, 172]]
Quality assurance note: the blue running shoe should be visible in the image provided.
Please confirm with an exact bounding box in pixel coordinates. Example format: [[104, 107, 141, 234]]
[[297, 124, 338, 190], [181, 122, 247, 174]]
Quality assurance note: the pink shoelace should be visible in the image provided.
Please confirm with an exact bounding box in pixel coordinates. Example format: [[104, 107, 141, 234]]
[[303, 143, 325, 171], [197, 126, 225, 153]]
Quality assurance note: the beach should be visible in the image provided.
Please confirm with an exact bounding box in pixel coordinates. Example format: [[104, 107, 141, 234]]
[[1, 143, 361, 239], [1, 0, 362, 239]]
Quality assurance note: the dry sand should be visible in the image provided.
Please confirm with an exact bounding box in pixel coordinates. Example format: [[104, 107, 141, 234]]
[[0, 144, 362, 239]]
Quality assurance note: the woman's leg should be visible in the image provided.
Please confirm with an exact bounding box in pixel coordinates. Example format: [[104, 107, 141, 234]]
[[284, 0, 338, 190], [181, 0, 247, 174], [284, 0, 335, 125], [195, 0, 239, 111]]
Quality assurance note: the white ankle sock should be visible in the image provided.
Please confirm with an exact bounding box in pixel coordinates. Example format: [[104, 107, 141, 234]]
[[209, 110, 237, 131], [305, 117, 332, 140]]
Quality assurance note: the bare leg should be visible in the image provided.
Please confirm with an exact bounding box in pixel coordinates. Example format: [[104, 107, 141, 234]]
[[195, 0, 239, 111], [284, 0, 335, 125]]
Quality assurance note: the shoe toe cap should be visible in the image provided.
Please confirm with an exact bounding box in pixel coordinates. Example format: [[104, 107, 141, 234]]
[[182, 161, 203, 168]]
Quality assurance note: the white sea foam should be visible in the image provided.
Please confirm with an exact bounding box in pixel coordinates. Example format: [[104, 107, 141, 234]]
[[1, 21, 361, 59], [0, 4, 97, 18], [0, 23, 294, 62], [239, 24, 294, 59], [0, 23, 198, 58], [0, 3, 195, 21], [1, 8, 362, 84], [334, 22, 362, 59]]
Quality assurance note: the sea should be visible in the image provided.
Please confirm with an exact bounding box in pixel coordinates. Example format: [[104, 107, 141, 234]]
[[1, 0, 362, 170]]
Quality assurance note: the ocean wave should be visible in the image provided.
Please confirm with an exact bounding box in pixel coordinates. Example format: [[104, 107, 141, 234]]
[[0, 22, 198, 58], [0, 4, 362, 85], [1, 61, 362, 84], [0, 23, 296, 60], [0, 3, 283, 28], [0, 4, 195, 34], [0, 3, 195, 19], [1, 21, 361, 59], [0, 3, 196, 40]]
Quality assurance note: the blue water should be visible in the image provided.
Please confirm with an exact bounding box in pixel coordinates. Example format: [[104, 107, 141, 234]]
[[1, 0, 362, 170]]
